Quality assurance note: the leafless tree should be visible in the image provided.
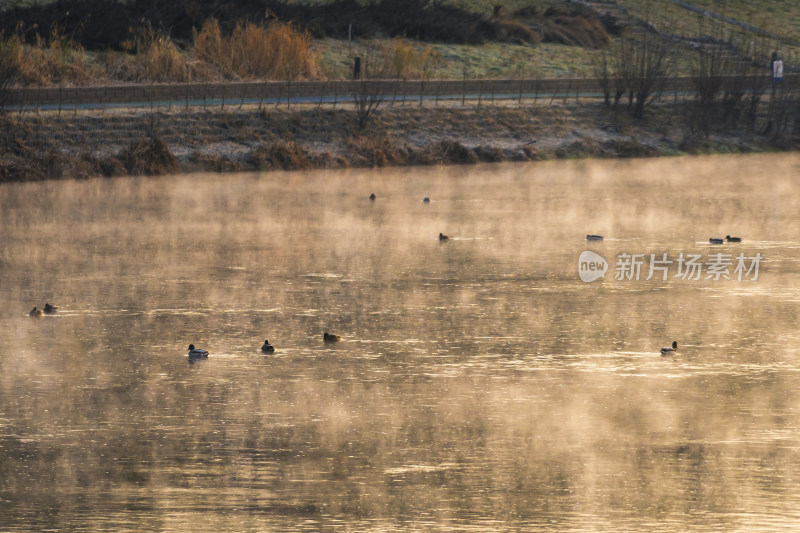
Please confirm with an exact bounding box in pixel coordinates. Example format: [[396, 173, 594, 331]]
[[690, 38, 730, 136], [626, 30, 674, 119], [765, 72, 797, 138], [722, 61, 768, 132], [593, 49, 613, 106], [352, 44, 392, 130]]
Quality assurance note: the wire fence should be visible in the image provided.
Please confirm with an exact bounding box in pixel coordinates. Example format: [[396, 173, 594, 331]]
[[3, 75, 797, 150], [6, 76, 789, 113]]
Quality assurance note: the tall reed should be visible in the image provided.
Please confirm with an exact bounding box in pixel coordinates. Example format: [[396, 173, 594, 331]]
[[193, 18, 319, 80]]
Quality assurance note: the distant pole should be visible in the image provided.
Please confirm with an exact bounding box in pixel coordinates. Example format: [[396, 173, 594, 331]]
[[348, 24, 352, 53]]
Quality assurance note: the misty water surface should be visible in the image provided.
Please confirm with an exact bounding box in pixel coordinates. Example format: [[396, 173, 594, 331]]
[[1, 153, 800, 531]]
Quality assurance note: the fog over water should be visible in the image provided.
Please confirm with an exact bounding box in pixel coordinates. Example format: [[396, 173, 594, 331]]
[[1, 153, 800, 531]]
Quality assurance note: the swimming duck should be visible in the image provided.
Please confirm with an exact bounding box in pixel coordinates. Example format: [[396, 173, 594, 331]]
[[439, 232, 449, 241], [660, 341, 678, 354], [261, 339, 275, 353], [423, 197, 430, 203], [586, 234, 604, 241], [725, 235, 742, 242], [29, 306, 42, 318], [323, 332, 341, 343], [369, 193, 376, 200], [187, 344, 209, 358], [43, 303, 59, 314], [709, 238, 724, 244]]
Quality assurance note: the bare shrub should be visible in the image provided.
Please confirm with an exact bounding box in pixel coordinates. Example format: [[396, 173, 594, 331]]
[[593, 49, 612, 106], [352, 43, 394, 130], [614, 30, 674, 119]]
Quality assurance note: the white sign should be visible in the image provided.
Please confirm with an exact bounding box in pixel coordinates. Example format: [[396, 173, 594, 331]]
[[773, 59, 784, 81]]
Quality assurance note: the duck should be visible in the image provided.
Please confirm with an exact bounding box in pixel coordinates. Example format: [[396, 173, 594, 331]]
[[187, 344, 209, 358], [423, 197, 430, 203], [323, 332, 341, 343], [43, 303, 59, 314], [439, 232, 449, 241], [261, 339, 275, 353], [586, 234, 604, 241], [369, 193, 376, 201], [725, 235, 742, 242], [660, 341, 678, 354], [29, 306, 42, 318], [709, 238, 724, 244]]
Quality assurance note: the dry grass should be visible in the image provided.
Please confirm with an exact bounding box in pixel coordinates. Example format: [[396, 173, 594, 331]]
[[0, 31, 20, 108], [118, 137, 178, 175], [17, 29, 101, 86], [194, 18, 319, 80], [380, 38, 442, 79], [129, 27, 191, 83]]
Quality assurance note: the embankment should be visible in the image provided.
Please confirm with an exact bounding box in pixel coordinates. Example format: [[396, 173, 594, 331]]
[[0, 102, 795, 181]]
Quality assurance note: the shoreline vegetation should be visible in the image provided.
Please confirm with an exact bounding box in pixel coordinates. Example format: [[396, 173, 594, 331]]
[[1, 0, 799, 181], [2, 100, 798, 182]]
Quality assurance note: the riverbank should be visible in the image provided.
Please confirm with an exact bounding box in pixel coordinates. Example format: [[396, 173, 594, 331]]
[[1, 101, 797, 182]]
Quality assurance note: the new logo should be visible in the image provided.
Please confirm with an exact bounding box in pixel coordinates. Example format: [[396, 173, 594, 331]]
[[578, 250, 608, 282]]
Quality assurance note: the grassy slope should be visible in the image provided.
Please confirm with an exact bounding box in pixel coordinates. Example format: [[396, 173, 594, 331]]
[[614, 0, 800, 62], [2, 0, 797, 83], [314, 0, 799, 80]]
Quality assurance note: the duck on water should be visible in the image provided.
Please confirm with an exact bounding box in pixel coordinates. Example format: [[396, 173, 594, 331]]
[[188, 344, 209, 358], [660, 341, 678, 354]]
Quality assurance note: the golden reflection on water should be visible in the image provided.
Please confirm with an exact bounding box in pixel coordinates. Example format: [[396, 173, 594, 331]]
[[1, 153, 800, 531]]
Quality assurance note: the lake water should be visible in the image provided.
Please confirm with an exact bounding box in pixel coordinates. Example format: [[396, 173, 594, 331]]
[[1, 153, 800, 532]]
